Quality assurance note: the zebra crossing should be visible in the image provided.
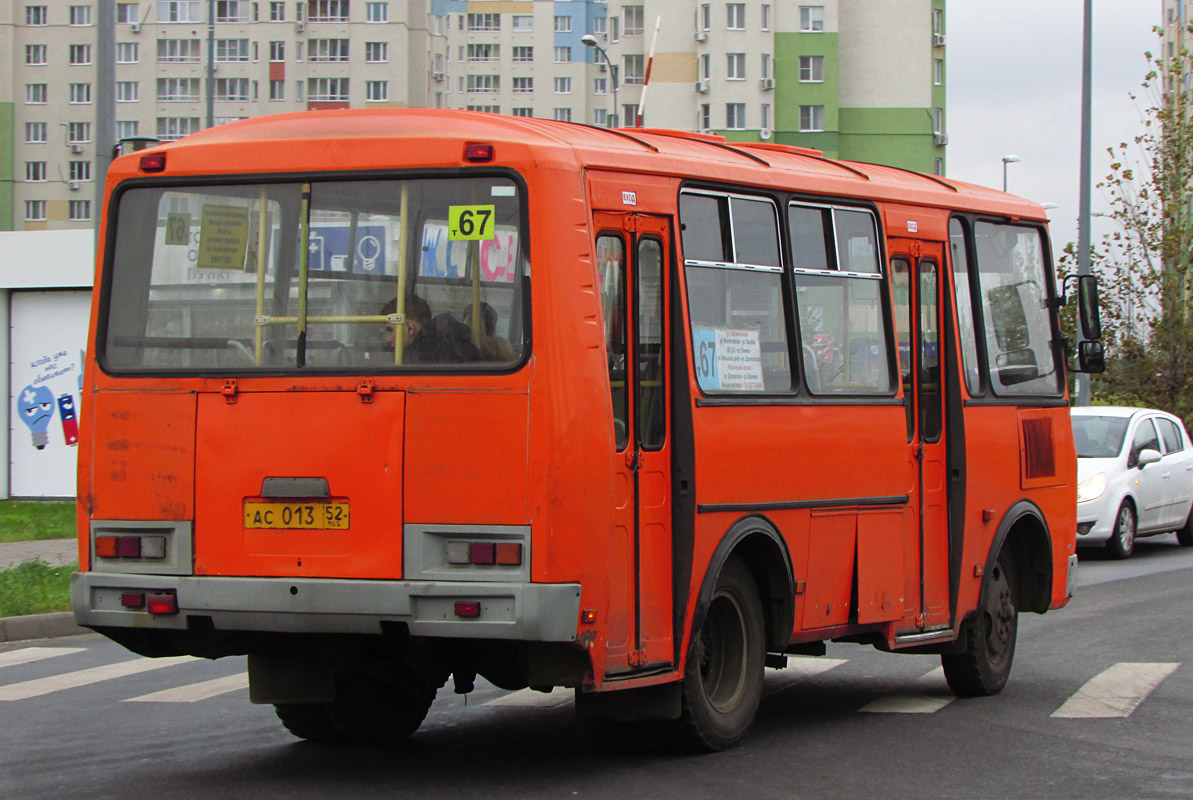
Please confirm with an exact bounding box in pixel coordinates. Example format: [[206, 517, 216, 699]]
[[0, 644, 1181, 720]]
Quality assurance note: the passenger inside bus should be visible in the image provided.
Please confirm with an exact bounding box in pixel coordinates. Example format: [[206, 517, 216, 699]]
[[463, 302, 517, 362], [381, 295, 482, 364]]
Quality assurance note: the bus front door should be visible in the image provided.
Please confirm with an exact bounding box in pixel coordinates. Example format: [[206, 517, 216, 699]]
[[891, 241, 951, 631], [595, 213, 674, 675]]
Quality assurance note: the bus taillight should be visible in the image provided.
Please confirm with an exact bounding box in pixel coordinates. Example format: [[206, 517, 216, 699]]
[[139, 153, 166, 172], [464, 143, 494, 162]]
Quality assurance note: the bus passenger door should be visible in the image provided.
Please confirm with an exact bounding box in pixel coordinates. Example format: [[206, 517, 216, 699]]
[[891, 241, 950, 630], [595, 213, 674, 675]]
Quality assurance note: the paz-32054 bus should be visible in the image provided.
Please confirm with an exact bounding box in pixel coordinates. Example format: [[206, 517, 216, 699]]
[[73, 109, 1103, 750]]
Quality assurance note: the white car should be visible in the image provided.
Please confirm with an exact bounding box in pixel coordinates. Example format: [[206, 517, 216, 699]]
[[1072, 406, 1193, 558]]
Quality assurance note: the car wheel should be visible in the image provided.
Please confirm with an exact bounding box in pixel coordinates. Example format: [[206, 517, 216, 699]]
[[1178, 506, 1193, 547], [1106, 501, 1136, 559]]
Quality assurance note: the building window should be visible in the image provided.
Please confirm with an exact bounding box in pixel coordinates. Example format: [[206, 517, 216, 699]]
[[158, 39, 201, 62], [295, 80, 303, 100], [70, 44, 93, 65], [366, 41, 388, 61], [467, 43, 497, 61], [799, 55, 823, 82], [800, 5, 824, 31], [270, 40, 284, 60], [624, 5, 643, 36], [726, 103, 745, 129], [26, 84, 48, 104], [700, 53, 710, 80], [468, 13, 500, 31], [70, 5, 93, 25], [69, 161, 92, 182], [158, 1, 201, 23], [554, 77, 572, 94], [69, 122, 92, 142], [309, 77, 349, 100], [216, 38, 251, 61], [270, 1, 284, 20], [761, 103, 771, 130], [727, 53, 745, 80], [26, 201, 47, 222], [512, 14, 532, 32], [513, 46, 533, 62], [699, 103, 710, 130], [215, 77, 249, 100], [215, 1, 246, 22], [623, 103, 638, 125], [116, 120, 139, 139], [934, 157, 944, 176], [70, 200, 92, 221], [26, 122, 48, 143], [623, 54, 644, 84], [554, 108, 572, 122], [594, 108, 608, 126], [466, 74, 499, 93], [270, 79, 285, 99], [761, 52, 771, 79], [593, 17, 606, 34], [26, 45, 47, 66], [512, 77, 533, 93], [610, 16, 619, 41], [555, 46, 572, 63], [365, 80, 388, 100], [26, 162, 47, 182], [512, 107, 533, 117], [932, 8, 943, 37], [156, 116, 200, 140], [117, 42, 140, 63], [934, 58, 944, 85], [933, 107, 944, 134], [117, 81, 140, 101], [466, 105, 500, 113], [158, 77, 201, 101], [700, 3, 710, 30], [761, 3, 770, 30], [727, 3, 745, 30], [799, 104, 824, 131], [366, 2, 387, 22], [309, 1, 349, 22], [26, 6, 48, 25], [70, 83, 93, 104], [554, 15, 571, 32], [117, 3, 139, 22], [307, 38, 349, 60], [594, 77, 607, 94]]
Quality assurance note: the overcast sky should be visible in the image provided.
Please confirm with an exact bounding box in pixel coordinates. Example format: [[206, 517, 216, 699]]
[[947, 1, 1159, 251]]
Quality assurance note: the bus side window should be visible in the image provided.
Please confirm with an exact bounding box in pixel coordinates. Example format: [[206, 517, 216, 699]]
[[597, 233, 629, 450]]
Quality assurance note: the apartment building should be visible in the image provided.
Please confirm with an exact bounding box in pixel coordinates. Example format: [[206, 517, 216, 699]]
[[0, 0, 946, 231]]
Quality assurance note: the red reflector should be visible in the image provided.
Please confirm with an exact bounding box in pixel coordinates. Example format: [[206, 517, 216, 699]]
[[120, 592, 146, 609], [495, 542, 522, 566], [95, 537, 118, 558], [470, 542, 496, 565], [581, 609, 597, 625], [115, 536, 142, 558], [454, 601, 481, 619], [139, 153, 166, 172], [464, 143, 494, 162], [147, 594, 179, 615]]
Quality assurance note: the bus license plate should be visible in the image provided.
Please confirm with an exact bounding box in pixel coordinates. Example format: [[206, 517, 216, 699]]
[[243, 501, 350, 530]]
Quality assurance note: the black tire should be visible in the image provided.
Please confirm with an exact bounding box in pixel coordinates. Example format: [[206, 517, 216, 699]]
[[274, 702, 344, 742], [666, 557, 765, 752], [1106, 501, 1136, 559], [942, 547, 1018, 697], [327, 673, 437, 743], [1177, 506, 1193, 547]]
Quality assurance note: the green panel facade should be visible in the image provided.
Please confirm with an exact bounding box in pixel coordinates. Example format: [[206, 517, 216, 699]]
[[837, 108, 942, 173], [774, 32, 839, 158]]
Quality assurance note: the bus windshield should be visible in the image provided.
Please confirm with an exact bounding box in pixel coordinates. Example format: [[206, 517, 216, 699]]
[[102, 175, 527, 372]]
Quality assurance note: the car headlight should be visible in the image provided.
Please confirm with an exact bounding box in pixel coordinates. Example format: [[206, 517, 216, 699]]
[[1077, 472, 1107, 503]]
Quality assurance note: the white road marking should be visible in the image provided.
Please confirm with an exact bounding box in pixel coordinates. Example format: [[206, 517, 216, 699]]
[[124, 672, 249, 703], [859, 666, 955, 714], [1051, 662, 1180, 718], [0, 656, 194, 701], [0, 647, 86, 669], [765, 657, 849, 696], [483, 687, 573, 708]]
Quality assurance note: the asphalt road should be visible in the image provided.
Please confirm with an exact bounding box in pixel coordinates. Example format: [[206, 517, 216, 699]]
[[3, 538, 1192, 800]]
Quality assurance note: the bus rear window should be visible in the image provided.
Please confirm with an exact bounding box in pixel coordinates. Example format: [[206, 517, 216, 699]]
[[102, 176, 527, 372]]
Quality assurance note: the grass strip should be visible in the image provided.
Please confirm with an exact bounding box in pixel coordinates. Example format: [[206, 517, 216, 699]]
[[0, 500, 76, 543], [0, 559, 76, 617]]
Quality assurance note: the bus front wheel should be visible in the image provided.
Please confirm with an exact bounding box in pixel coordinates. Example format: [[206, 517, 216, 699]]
[[669, 557, 765, 751], [942, 547, 1018, 697]]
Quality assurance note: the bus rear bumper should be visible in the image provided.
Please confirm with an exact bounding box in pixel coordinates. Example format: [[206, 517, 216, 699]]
[[72, 572, 582, 643]]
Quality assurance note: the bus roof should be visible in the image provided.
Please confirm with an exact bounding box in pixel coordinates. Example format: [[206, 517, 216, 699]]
[[120, 108, 1046, 222]]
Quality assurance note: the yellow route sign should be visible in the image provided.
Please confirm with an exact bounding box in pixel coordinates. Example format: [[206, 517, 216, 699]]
[[448, 204, 496, 240]]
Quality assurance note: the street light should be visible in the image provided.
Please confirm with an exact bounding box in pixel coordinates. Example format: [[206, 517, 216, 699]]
[[1001, 154, 1021, 192], [581, 34, 619, 128]]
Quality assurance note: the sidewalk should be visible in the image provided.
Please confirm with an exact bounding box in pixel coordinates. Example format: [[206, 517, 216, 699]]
[[0, 537, 88, 644]]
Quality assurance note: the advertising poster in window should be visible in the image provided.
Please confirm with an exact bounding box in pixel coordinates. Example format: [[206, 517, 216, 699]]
[[693, 327, 764, 391]]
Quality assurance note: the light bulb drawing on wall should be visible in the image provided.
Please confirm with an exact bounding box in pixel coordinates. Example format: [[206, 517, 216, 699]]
[[18, 385, 55, 450]]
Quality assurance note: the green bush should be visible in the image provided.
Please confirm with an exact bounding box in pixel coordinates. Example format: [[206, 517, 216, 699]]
[[0, 500, 77, 543], [0, 559, 75, 617]]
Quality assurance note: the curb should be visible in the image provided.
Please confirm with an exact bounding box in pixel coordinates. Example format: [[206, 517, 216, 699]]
[[0, 612, 88, 644]]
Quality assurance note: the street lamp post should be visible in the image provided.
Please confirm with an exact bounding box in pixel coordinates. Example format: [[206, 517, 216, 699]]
[[581, 34, 618, 128], [1001, 154, 1021, 192]]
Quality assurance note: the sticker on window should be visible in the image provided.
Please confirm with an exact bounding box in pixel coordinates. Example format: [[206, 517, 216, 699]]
[[195, 204, 249, 271], [448, 204, 496, 240], [693, 327, 765, 391]]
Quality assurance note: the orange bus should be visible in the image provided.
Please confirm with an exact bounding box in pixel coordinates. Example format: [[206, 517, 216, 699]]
[[73, 109, 1103, 751]]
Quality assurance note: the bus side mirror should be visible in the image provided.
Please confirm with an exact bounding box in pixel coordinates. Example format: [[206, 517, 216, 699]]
[[1078, 339, 1106, 374], [1078, 275, 1102, 341]]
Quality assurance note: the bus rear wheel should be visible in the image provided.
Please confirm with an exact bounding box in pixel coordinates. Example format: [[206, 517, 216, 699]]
[[327, 673, 437, 743], [942, 547, 1017, 697], [274, 702, 344, 742], [667, 557, 764, 752]]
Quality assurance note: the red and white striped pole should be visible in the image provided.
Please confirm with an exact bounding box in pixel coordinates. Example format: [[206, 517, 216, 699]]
[[635, 16, 661, 127]]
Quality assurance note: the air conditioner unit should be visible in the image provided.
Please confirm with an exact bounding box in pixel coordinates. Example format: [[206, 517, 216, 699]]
[[694, 31, 707, 42], [68, 181, 80, 190], [71, 144, 83, 154], [760, 78, 775, 90], [296, 21, 305, 31], [934, 133, 948, 146], [432, 71, 445, 81], [933, 32, 946, 46], [696, 78, 710, 93], [760, 128, 772, 140], [130, 21, 140, 33]]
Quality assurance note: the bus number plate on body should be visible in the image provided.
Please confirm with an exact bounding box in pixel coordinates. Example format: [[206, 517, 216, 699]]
[[243, 502, 350, 530]]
